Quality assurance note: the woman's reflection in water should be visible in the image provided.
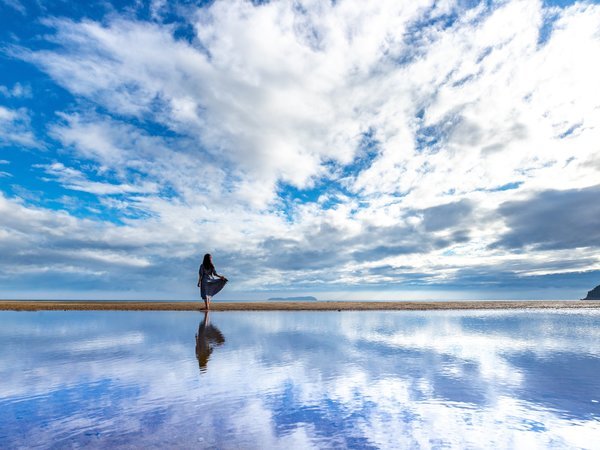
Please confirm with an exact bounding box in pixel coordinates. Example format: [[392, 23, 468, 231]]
[[195, 311, 225, 372]]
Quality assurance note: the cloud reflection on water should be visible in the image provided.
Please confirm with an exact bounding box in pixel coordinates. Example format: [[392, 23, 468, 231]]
[[0, 310, 599, 448]]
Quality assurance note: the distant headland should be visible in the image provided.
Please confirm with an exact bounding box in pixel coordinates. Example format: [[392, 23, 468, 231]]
[[267, 296, 318, 301], [583, 284, 600, 300]]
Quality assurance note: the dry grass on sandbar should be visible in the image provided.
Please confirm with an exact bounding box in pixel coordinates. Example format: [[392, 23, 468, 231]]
[[0, 300, 598, 312]]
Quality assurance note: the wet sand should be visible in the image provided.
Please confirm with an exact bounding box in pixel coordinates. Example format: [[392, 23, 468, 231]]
[[0, 300, 598, 311]]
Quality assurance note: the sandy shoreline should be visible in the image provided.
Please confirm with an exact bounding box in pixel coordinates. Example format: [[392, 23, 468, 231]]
[[0, 300, 598, 311]]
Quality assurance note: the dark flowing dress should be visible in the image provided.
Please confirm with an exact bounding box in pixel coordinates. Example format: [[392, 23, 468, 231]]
[[199, 264, 227, 300]]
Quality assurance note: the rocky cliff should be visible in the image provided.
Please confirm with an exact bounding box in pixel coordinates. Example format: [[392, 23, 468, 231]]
[[583, 284, 600, 300]]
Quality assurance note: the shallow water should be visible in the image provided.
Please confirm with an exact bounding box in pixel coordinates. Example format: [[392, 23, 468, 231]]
[[0, 310, 599, 449]]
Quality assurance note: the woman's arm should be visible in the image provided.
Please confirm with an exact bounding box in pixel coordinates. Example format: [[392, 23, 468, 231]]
[[213, 268, 226, 280]]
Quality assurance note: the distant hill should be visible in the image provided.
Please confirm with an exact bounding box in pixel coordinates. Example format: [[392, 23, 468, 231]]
[[583, 284, 600, 300], [267, 296, 318, 301]]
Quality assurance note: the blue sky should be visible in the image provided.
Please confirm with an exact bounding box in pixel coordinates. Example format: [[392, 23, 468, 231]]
[[1, 0, 599, 300]]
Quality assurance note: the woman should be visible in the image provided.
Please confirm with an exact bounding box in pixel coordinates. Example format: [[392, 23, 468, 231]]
[[197, 253, 228, 309]]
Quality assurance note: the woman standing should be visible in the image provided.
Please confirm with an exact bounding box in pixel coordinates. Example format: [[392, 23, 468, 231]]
[[198, 253, 228, 309]]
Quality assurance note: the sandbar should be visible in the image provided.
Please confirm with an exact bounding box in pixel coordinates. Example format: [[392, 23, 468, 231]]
[[0, 300, 599, 311]]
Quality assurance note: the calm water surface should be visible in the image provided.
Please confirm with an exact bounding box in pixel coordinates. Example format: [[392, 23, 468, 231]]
[[1, 309, 599, 449]]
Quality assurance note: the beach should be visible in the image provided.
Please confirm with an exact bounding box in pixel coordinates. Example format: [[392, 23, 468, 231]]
[[1, 300, 599, 311]]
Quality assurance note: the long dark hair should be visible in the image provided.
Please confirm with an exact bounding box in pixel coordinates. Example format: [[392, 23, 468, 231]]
[[202, 253, 215, 272]]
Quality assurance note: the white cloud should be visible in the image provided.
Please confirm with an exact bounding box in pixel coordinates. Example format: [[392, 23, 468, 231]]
[[0, 105, 38, 148], [20, 1, 442, 202], [39, 162, 159, 195], [3, 0, 600, 297], [0, 82, 32, 98], [149, 0, 168, 21], [351, 0, 600, 205], [0, 0, 25, 15]]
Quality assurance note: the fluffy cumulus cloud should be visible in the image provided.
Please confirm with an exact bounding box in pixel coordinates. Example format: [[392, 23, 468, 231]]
[[1, 0, 600, 299]]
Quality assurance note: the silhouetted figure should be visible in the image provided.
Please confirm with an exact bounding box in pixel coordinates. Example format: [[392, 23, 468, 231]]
[[195, 311, 225, 372], [197, 253, 228, 309]]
